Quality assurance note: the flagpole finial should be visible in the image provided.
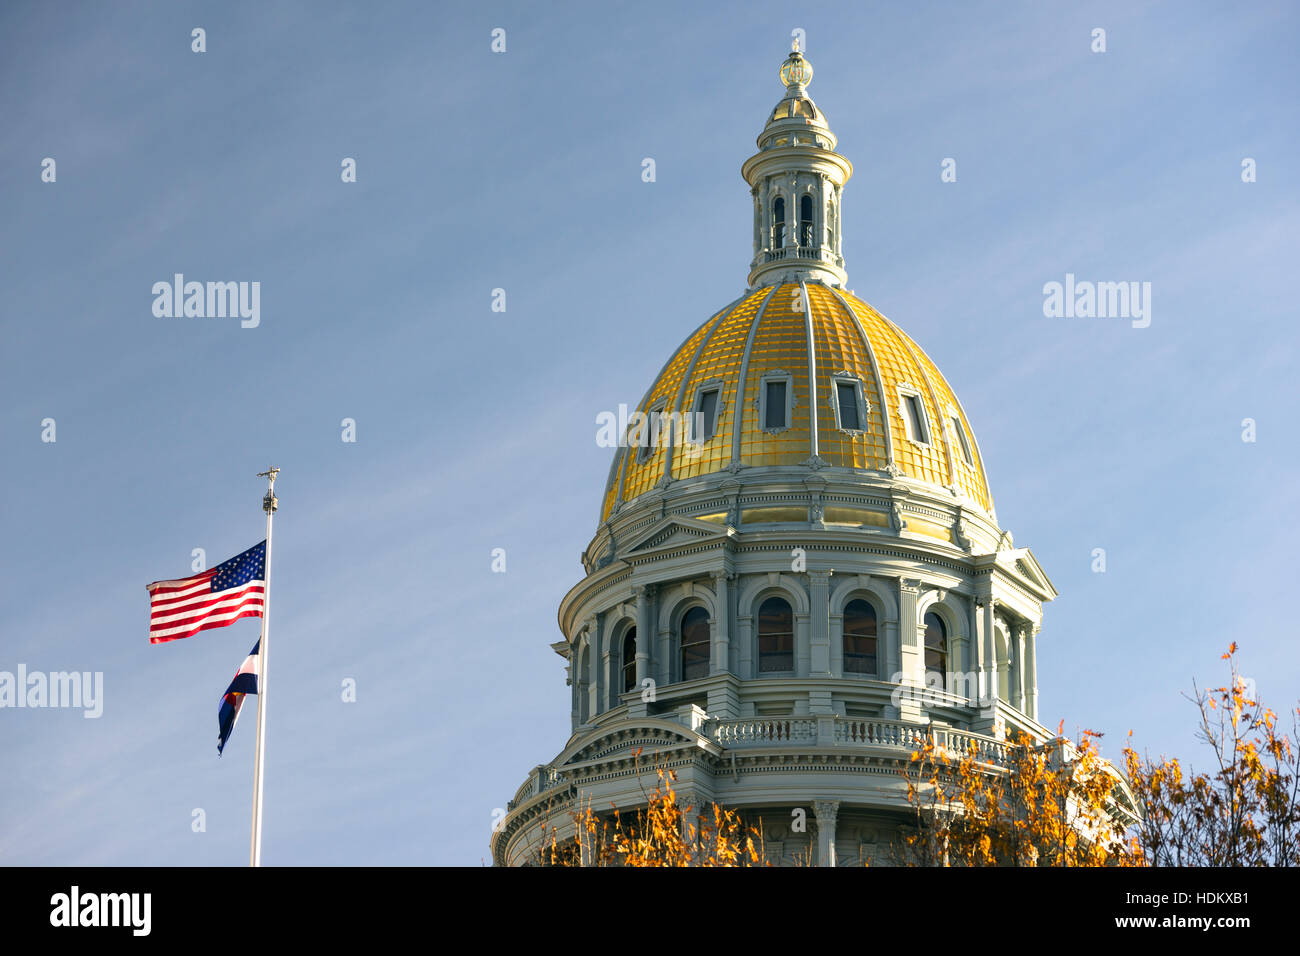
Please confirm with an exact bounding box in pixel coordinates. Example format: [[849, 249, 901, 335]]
[[257, 466, 280, 514]]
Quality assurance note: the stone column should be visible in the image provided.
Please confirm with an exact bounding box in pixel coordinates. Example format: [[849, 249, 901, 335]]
[[831, 183, 842, 258], [786, 174, 799, 249], [576, 627, 592, 725], [569, 646, 579, 729], [1026, 624, 1039, 721], [633, 585, 653, 686], [884, 612, 900, 687], [760, 180, 771, 252], [658, 607, 672, 685], [817, 178, 828, 253], [709, 572, 739, 718], [896, 578, 923, 721], [736, 599, 754, 682], [795, 607, 811, 678], [710, 571, 731, 676], [813, 800, 840, 867], [808, 570, 833, 716], [981, 599, 997, 708], [679, 786, 703, 852], [808, 570, 832, 676], [968, 597, 984, 702], [829, 606, 844, 677], [587, 615, 602, 719], [629, 585, 654, 717], [1012, 624, 1027, 712]]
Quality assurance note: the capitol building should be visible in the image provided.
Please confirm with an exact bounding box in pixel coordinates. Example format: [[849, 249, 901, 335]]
[[492, 48, 1105, 866]]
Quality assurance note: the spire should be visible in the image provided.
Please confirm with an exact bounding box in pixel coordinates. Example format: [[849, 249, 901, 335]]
[[742, 47, 853, 289]]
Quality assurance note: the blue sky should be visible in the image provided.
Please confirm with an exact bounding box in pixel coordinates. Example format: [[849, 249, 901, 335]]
[[1, 0, 1296, 865]]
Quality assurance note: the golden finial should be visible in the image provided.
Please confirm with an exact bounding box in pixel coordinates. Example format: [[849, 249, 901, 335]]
[[780, 49, 813, 90]]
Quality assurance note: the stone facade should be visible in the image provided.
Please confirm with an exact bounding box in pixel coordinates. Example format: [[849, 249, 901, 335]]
[[491, 47, 1125, 867]]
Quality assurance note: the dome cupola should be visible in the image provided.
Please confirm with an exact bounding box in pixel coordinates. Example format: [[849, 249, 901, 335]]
[[743, 44, 853, 289]]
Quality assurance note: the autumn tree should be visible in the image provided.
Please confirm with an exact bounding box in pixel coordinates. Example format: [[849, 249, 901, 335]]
[[897, 725, 1141, 867], [1122, 644, 1300, 867], [540, 762, 767, 867]]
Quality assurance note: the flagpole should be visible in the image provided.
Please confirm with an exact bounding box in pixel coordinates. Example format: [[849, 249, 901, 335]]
[[249, 466, 279, 867]]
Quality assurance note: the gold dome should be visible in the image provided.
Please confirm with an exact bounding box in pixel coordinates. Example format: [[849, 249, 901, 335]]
[[600, 282, 992, 521]]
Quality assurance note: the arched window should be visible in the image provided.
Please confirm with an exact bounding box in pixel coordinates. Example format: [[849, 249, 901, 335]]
[[799, 194, 813, 246], [843, 599, 877, 675], [679, 607, 710, 682], [924, 612, 947, 690], [621, 627, 637, 695], [772, 197, 786, 249], [758, 597, 794, 673]]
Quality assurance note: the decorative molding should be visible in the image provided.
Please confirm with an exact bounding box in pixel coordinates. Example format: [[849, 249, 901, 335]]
[[890, 501, 908, 533]]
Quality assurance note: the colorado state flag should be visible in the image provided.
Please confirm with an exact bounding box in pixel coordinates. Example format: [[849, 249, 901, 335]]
[[217, 640, 259, 756]]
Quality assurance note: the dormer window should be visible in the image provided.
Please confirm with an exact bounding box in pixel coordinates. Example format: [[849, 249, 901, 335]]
[[901, 390, 929, 444], [835, 379, 864, 431], [760, 374, 792, 430], [691, 385, 721, 442], [766, 382, 786, 427], [636, 402, 665, 464], [949, 412, 974, 466]]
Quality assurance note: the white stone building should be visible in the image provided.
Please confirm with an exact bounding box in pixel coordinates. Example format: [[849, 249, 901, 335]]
[[492, 47, 1125, 866]]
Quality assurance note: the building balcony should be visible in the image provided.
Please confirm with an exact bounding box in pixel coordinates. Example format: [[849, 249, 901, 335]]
[[765, 243, 827, 263], [504, 712, 1022, 813]]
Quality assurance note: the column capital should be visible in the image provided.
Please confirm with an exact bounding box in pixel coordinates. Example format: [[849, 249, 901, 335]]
[[812, 799, 840, 823], [675, 785, 703, 807]]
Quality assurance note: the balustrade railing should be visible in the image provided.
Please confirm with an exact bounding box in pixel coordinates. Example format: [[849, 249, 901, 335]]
[[834, 718, 929, 750], [508, 718, 1020, 812], [704, 716, 1012, 767], [710, 717, 817, 745], [765, 244, 824, 263]]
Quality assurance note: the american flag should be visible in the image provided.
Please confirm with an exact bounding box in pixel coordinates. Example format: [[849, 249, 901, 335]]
[[147, 541, 266, 644]]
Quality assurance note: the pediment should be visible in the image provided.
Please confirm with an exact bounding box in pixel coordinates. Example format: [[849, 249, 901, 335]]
[[1013, 557, 1039, 585], [623, 516, 729, 556], [557, 720, 712, 768], [995, 547, 1057, 599]]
